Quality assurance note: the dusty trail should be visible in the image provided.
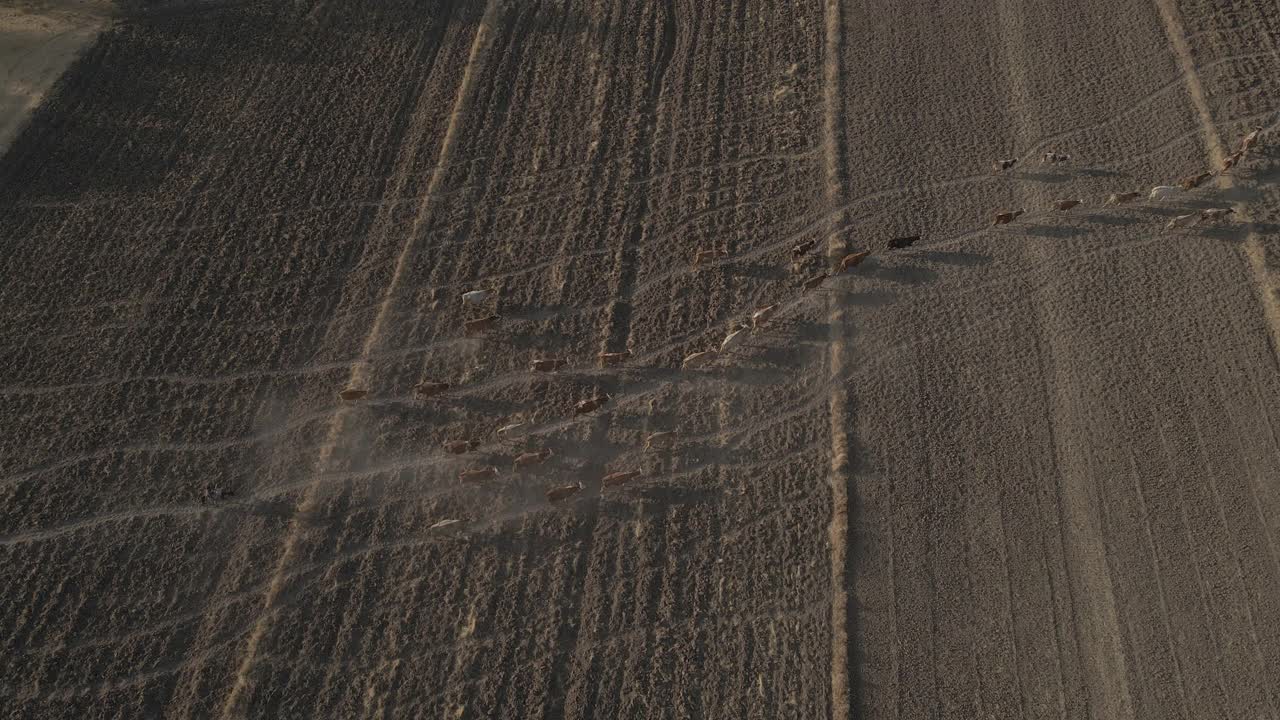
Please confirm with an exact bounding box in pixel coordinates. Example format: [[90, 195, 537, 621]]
[[217, 3, 498, 715], [1153, 0, 1280, 355]]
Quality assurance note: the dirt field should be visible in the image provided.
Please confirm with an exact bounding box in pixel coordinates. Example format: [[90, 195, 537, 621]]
[[2, 0, 1279, 718]]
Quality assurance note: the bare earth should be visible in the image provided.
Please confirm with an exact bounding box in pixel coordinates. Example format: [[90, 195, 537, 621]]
[[2, 1, 1280, 718]]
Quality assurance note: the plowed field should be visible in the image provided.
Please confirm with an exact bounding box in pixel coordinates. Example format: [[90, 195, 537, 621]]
[[2, 1, 1280, 718]]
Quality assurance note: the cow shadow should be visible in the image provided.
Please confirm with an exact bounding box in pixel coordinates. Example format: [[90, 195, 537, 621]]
[[914, 250, 992, 267], [1082, 212, 1143, 227], [731, 261, 789, 282], [1076, 167, 1125, 179], [1015, 171, 1070, 184], [870, 263, 940, 285], [1023, 223, 1090, 239]]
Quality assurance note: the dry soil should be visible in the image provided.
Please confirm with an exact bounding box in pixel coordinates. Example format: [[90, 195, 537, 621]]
[[2, 1, 1280, 718]]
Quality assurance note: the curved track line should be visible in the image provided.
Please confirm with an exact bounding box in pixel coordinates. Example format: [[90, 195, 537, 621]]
[[217, 4, 499, 717], [820, 1, 851, 718]]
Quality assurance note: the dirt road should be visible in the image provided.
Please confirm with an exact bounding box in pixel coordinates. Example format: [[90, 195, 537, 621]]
[[1, 0, 1279, 717]]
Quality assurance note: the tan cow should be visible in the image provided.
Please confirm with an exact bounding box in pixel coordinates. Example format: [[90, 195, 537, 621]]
[[1054, 199, 1083, 211], [598, 350, 632, 367], [720, 326, 749, 352], [530, 358, 566, 372], [338, 388, 368, 402], [459, 466, 499, 483], [1164, 213, 1198, 232], [497, 421, 527, 436], [546, 482, 583, 503], [682, 349, 719, 369], [839, 251, 870, 272], [1242, 126, 1263, 151], [1105, 191, 1140, 206], [601, 470, 641, 488], [1042, 152, 1071, 164], [645, 431, 677, 450], [464, 314, 501, 336], [752, 303, 780, 329], [992, 209, 1025, 226]]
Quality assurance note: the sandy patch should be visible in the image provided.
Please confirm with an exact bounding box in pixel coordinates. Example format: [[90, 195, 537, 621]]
[[0, 1, 111, 156]]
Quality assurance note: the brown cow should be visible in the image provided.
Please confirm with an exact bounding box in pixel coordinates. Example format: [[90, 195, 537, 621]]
[[601, 470, 641, 488], [992, 209, 1026, 226], [1221, 150, 1246, 173], [546, 482, 583, 503], [513, 448, 553, 470], [682, 349, 719, 369], [338, 388, 368, 402], [598, 350, 632, 367], [1105, 191, 1140, 206], [459, 466, 499, 483], [693, 248, 728, 266], [415, 381, 450, 398], [444, 439, 480, 454], [464, 314, 501, 336], [791, 240, 817, 259], [752, 303, 780, 329], [575, 394, 611, 415], [1054, 199, 1083, 211], [888, 235, 919, 250], [839, 251, 870, 272], [1179, 172, 1213, 190], [645, 431, 677, 450], [530, 358, 566, 372], [802, 273, 828, 291]]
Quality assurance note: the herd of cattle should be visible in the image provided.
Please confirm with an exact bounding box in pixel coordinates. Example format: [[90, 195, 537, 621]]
[[322, 125, 1268, 510]]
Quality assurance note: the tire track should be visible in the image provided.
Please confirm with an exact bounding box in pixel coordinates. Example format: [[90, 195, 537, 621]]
[[820, 1, 851, 719], [216, 3, 499, 716], [993, 2, 1136, 717]]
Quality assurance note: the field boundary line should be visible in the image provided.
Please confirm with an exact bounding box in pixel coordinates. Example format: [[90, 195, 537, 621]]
[[820, 1, 851, 718], [216, 3, 500, 717], [1153, 0, 1280, 353]]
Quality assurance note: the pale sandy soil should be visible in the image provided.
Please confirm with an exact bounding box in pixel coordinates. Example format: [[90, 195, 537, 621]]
[[0, 1, 109, 157]]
